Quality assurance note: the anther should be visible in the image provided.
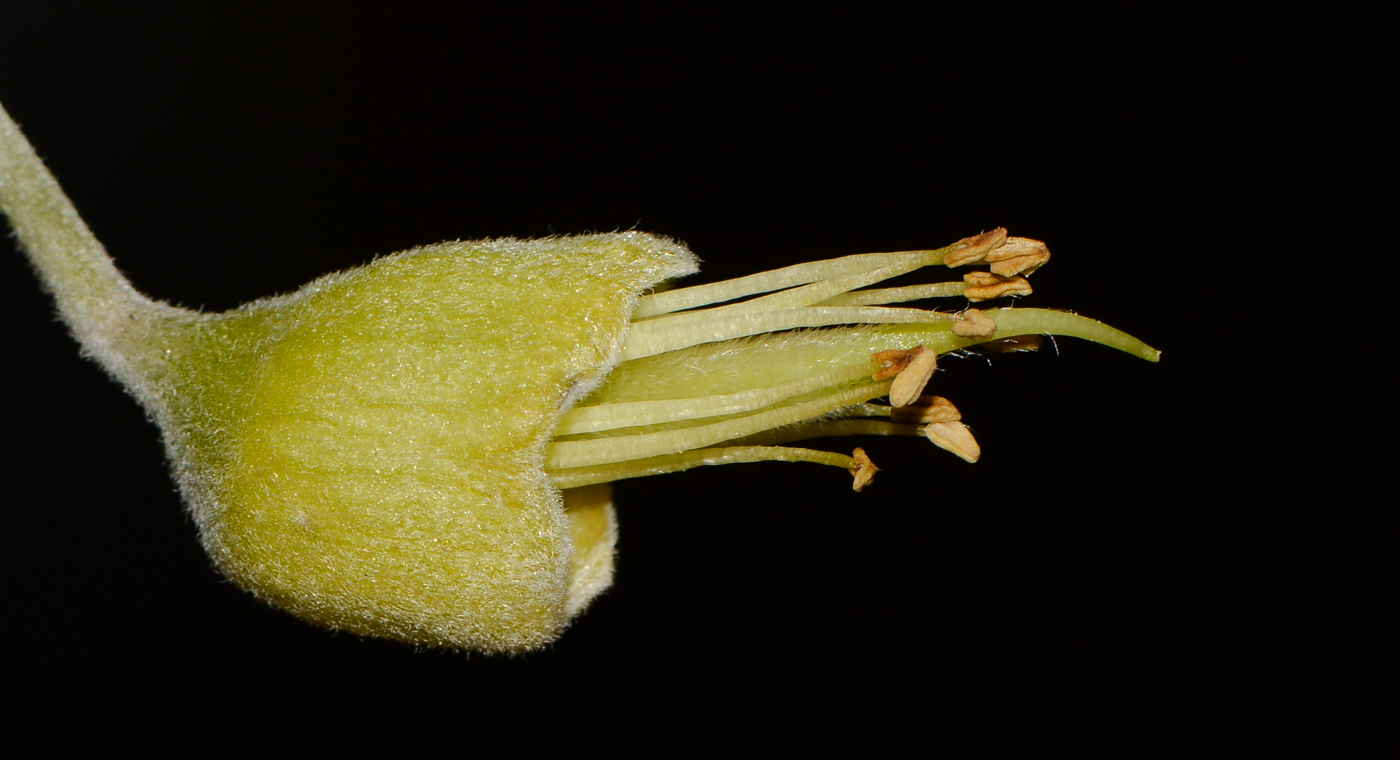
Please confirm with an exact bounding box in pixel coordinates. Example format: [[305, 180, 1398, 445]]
[[871, 347, 919, 380], [924, 420, 981, 463], [849, 447, 878, 491], [891, 395, 961, 424], [945, 228, 1009, 267], [963, 271, 1032, 301], [889, 346, 936, 407], [952, 308, 998, 339], [985, 237, 1050, 276]]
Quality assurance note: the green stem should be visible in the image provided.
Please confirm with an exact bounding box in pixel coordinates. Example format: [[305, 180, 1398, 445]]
[[0, 102, 181, 396]]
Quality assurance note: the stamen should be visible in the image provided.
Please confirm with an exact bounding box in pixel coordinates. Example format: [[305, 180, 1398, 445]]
[[849, 448, 877, 491], [986, 237, 1051, 276], [622, 306, 954, 360], [871, 347, 919, 380], [546, 380, 893, 469], [559, 236, 1160, 489], [889, 346, 936, 407], [727, 418, 923, 445], [816, 281, 966, 307], [632, 247, 955, 318], [557, 363, 874, 435], [639, 261, 919, 329], [944, 228, 1009, 267], [890, 395, 961, 424], [846, 403, 893, 419], [963, 271, 1032, 301], [951, 308, 998, 339], [548, 445, 867, 490], [924, 420, 981, 463]]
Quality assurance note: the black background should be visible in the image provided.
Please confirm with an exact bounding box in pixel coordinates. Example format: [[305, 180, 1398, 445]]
[[2, 2, 1371, 737]]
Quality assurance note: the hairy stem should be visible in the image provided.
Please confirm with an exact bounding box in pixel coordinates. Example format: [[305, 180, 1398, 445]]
[[0, 104, 180, 396]]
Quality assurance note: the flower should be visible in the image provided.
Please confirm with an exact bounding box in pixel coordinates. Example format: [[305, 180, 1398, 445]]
[[1, 103, 1158, 652]]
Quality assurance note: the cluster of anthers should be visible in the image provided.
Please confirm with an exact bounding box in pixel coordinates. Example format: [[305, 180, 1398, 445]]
[[543, 227, 1131, 493]]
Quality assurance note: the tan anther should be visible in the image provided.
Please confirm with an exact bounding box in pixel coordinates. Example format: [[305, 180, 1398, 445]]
[[952, 308, 997, 339], [944, 227, 1009, 267], [924, 420, 981, 463], [849, 447, 878, 491], [891, 395, 961, 424], [889, 346, 936, 407], [986, 237, 1051, 276], [871, 347, 918, 380], [968, 335, 1044, 354], [962, 271, 1033, 301]]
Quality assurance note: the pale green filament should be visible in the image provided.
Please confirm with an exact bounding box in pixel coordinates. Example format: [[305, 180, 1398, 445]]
[[842, 403, 895, 420], [546, 380, 893, 470], [557, 363, 877, 435], [550, 446, 862, 490], [625, 244, 972, 359], [549, 419, 926, 490], [639, 256, 932, 326], [551, 305, 1158, 483], [726, 418, 923, 446], [818, 282, 966, 306], [632, 246, 957, 318], [622, 306, 957, 360]]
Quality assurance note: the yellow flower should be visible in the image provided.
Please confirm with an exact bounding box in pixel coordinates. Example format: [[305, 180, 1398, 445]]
[[1, 103, 1158, 652]]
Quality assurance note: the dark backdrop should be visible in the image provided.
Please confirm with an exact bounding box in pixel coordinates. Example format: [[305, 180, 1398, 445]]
[[2, 2, 1363, 738]]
